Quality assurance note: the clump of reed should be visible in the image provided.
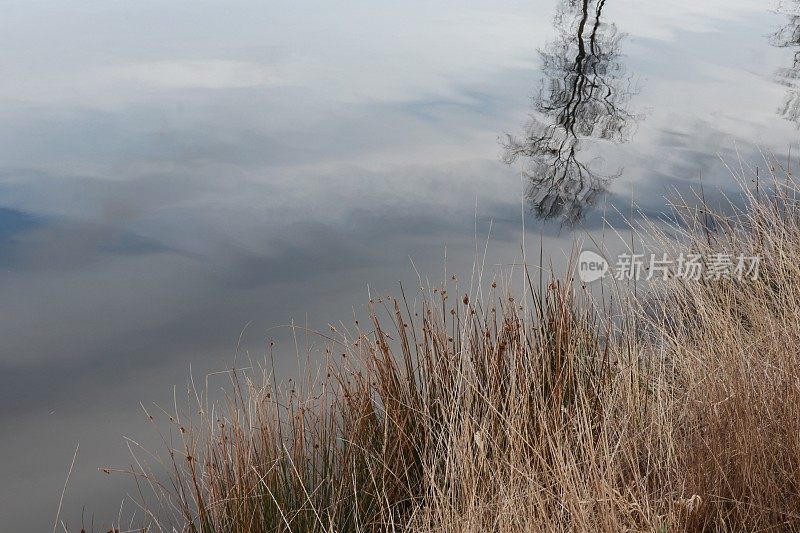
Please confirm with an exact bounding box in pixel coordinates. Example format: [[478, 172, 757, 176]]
[[116, 162, 800, 532], [642, 161, 800, 531]]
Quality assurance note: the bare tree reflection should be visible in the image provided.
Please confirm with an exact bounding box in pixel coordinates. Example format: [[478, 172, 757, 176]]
[[773, 1, 800, 123], [503, 0, 638, 223]]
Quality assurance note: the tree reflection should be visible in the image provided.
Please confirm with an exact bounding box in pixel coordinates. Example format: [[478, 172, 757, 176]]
[[773, 1, 800, 123], [503, 0, 638, 224]]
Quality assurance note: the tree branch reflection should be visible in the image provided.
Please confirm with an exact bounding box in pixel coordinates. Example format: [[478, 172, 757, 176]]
[[773, 1, 800, 124], [503, 0, 638, 224]]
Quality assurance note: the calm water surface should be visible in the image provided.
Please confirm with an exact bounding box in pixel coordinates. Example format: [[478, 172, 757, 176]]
[[2, 0, 800, 528]]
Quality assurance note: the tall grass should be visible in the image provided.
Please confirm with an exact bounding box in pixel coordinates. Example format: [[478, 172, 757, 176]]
[[118, 165, 800, 532]]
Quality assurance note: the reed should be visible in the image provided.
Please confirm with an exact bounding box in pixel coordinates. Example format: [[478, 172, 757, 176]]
[[116, 164, 800, 532]]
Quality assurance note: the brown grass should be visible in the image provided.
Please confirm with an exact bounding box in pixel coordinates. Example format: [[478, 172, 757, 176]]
[[115, 165, 800, 532]]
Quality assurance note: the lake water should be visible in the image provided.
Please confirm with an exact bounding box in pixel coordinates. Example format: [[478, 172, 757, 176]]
[[2, 0, 799, 529]]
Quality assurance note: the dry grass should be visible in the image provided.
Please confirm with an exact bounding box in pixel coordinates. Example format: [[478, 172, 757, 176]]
[[114, 164, 800, 532]]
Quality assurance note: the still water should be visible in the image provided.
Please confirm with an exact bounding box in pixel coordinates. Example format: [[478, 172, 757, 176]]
[[1, 0, 799, 528]]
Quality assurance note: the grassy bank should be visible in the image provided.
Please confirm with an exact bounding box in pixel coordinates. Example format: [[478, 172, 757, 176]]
[[118, 171, 800, 532]]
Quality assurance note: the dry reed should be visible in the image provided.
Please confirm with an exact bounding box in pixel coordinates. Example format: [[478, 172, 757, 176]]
[[111, 162, 800, 532]]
